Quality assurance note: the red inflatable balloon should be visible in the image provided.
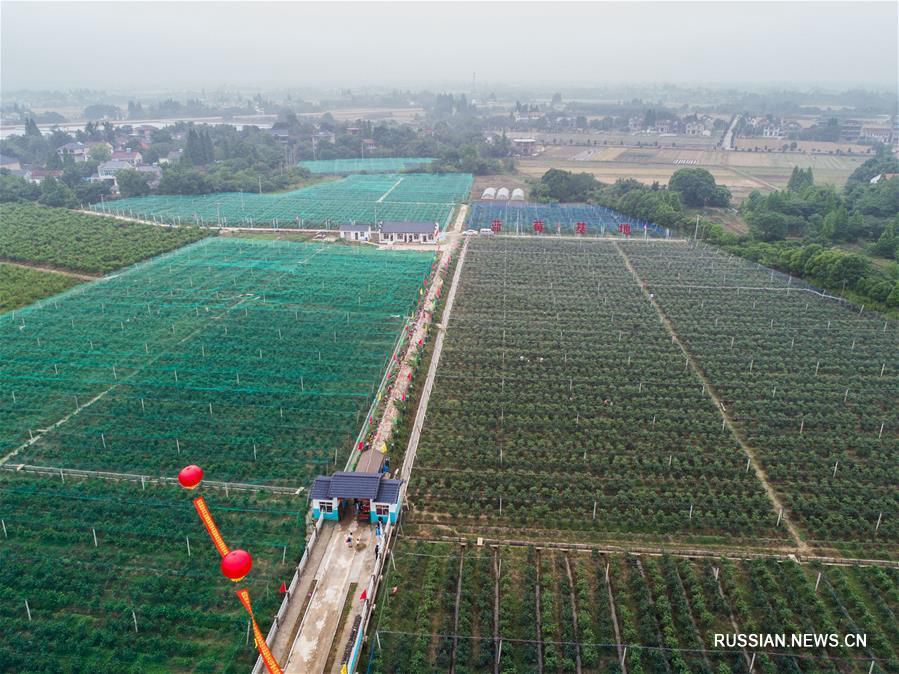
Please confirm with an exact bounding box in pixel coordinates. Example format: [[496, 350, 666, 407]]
[[221, 549, 252, 582], [178, 465, 203, 490]]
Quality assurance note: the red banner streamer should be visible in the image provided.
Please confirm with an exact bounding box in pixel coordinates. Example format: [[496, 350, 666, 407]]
[[193, 496, 230, 557], [236, 588, 283, 674]]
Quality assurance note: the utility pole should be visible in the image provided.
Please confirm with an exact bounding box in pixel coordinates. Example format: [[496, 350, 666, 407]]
[[693, 214, 700, 240]]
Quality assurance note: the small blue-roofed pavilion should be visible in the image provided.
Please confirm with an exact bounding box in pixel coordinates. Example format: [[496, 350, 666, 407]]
[[310, 471, 403, 524]]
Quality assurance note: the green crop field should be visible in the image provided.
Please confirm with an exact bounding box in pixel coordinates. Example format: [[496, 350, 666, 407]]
[[367, 539, 899, 674], [409, 237, 781, 547], [0, 203, 209, 274], [0, 472, 304, 673], [621, 241, 897, 559], [1, 237, 434, 485], [408, 236, 897, 558], [90, 173, 473, 230], [0, 263, 83, 313], [298, 157, 436, 174]]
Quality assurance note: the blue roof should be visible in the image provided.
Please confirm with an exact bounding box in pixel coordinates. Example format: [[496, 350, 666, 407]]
[[310, 476, 331, 500], [374, 479, 403, 505], [310, 472, 403, 504]]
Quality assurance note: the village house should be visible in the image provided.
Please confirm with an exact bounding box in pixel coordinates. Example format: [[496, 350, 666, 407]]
[[338, 223, 373, 242], [684, 122, 705, 136], [158, 149, 183, 165], [111, 150, 143, 166], [0, 153, 21, 170], [23, 169, 63, 184], [859, 126, 893, 144], [380, 221, 439, 244]]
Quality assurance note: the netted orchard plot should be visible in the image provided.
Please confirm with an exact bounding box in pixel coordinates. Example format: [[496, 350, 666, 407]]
[[368, 539, 899, 674], [467, 201, 670, 237], [90, 173, 473, 230], [622, 241, 898, 553], [298, 157, 436, 174], [0, 471, 303, 672], [0, 237, 434, 485], [409, 237, 781, 544]]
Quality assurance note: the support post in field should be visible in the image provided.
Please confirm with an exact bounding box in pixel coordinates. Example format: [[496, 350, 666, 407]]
[[875, 512, 882, 533], [592, 501, 597, 520], [24, 599, 31, 622], [1, 519, 6, 538], [746, 457, 751, 473], [815, 571, 821, 592], [689, 504, 693, 520], [186, 536, 191, 557], [776, 508, 783, 526], [92, 528, 98, 547], [878, 422, 884, 439], [132, 610, 138, 633]]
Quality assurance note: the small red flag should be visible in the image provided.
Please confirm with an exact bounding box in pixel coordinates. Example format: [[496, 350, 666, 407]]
[[359, 588, 367, 601], [279, 581, 287, 594]]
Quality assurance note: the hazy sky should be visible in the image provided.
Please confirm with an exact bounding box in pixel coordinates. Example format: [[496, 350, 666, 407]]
[[2, 1, 896, 92]]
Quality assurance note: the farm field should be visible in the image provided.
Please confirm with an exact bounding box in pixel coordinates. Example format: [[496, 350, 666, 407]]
[[0, 262, 82, 312], [0, 471, 303, 672], [0, 203, 209, 274], [409, 237, 784, 548], [90, 173, 473, 230], [297, 157, 436, 174], [1, 237, 434, 486], [528, 131, 721, 150], [368, 539, 899, 674], [519, 149, 864, 201], [467, 201, 669, 236], [621, 242, 898, 559]]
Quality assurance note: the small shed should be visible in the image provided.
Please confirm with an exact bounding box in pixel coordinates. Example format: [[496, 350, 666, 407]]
[[339, 223, 373, 242], [481, 187, 497, 200], [310, 471, 403, 524], [511, 188, 525, 201], [496, 187, 510, 201], [380, 221, 439, 244]]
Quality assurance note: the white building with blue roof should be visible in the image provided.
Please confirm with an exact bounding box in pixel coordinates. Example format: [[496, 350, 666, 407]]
[[310, 471, 403, 524]]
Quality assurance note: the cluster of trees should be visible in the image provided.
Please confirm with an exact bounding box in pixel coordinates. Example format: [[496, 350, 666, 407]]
[[698, 147, 899, 310], [528, 167, 730, 230], [716, 239, 899, 306], [741, 148, 899, 245], [1, 168, 111, 207]]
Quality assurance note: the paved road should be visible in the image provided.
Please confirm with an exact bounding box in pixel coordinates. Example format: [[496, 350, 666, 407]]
[[721, 114, 740, 150], [284, 517, 375, 673]]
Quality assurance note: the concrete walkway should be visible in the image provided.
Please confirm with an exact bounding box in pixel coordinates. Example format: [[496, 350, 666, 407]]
[[269, 524, 335, 664], [284, 517, 375, 673]]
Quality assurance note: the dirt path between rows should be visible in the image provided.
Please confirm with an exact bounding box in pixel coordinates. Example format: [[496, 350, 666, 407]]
[[1, 258, 98, 280], [613, 242, 811, 556]]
